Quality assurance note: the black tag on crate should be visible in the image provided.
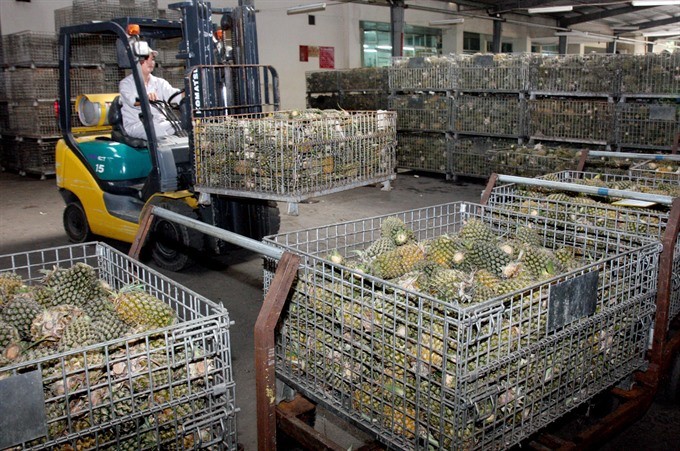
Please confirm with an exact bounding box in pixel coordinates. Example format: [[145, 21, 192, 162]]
[[648, 105, 676, 121], [547, 271, 599, 332], [407, 57, 426, 68], [0, 370, 47, 448], [473, 54, 494, 67]]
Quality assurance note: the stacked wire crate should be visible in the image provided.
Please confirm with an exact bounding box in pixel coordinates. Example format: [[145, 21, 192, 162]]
[[615, 53, 680, 152], [388, 56, 455, 174], [527, 54, 617, 147], [306, 68, 389, 111], [450, 54, 527, 178], [0, 31, 61, 178]]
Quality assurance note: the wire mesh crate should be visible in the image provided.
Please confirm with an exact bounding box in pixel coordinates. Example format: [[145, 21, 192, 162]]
[[455, 53, 527, 92], [0, 242, 237, 450], [6, 68, 59, 100], [389, 94, 450, 132], [0, 135, 20, 172], [485, 170, 680, 329], [3, 32, 58, 68], [306, 71, 339, 93], [154, 66, 186, 91], [8, 101, 59, 137], [450, 137, 517, 178], [528, 54, 618, 95], [396, 131, 449, 174], [156, 38, 183, 67], [615, 101, 679, 150], [70, 67, 106, 97], [452, 93, 524, 138], [71, 0, 159, 23], [193, 109, 396, 202], [102, 66, 129, 92], [0, 101, 9, 131], [14, 137, 58, 178], [307, 92, 390, 111], [528, 98, 614, 144], [263, 202, 659, 451], [54, 6, 75, 31], [617, 53, 680, 97], [389, 56, 456, 91], [0, 70, 7, 101], [629, 159, 680, 184], [487, 144, 579, 177], [338, 67, 389, 92]]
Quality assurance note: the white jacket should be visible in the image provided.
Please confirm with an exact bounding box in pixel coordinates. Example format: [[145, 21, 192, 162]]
[[119, 72, 181, 140]]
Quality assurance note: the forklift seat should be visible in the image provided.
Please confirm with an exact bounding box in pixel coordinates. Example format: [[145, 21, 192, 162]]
[[108, 96, 148, 149]]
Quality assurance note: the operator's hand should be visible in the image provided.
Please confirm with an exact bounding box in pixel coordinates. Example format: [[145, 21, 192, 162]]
[[148, 91, 159, 102]]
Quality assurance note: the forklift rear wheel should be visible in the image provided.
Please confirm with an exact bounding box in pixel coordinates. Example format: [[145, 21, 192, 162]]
[[63, 201, 92, 243], [663, 351, 680, 404], [150, 200, 202, 271]]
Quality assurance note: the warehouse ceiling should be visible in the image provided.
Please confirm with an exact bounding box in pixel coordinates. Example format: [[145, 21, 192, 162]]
[[352, 1, 680, 39]]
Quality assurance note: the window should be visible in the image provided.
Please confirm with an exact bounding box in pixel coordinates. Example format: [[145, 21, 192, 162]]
[[361, 21, 442, 67], [485, 41, 514, 53], [463, 32, 481, 54]]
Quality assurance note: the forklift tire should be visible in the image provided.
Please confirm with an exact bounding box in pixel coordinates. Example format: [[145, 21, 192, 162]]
[[663, 351, 680, 405], [63, 201, 92, 243], [150, 200, 202, 272]]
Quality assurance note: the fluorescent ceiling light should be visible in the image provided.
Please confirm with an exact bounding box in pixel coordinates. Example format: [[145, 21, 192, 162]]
[[376, 45, 393, 50], [554, 30, 614, 42], [287, 2, 326, 15], [528, 5, 574, 14], [642, 29, 680, 36], [631, 1, 680, 6], [429, 18, 465, 25]]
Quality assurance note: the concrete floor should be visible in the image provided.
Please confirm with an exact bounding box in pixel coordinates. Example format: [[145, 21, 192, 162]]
[[0, 170, 678, 450]]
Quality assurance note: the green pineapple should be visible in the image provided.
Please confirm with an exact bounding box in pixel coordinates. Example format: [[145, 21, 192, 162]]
[[458, 218, 496, 244], [370, 243, 425, 280], [3, 291, 44, 340], [0, 319, 20, 351], [515, 225, 543, 247], [59, 315, 99, 350], [361, 237, 397, 260], [0, 272, 24, 306], [467, 241, 512, 277], [42, 263, 98, 307], [428, 267, 475, 303], [114, 286, 177, 330], [519, 245, 563, 280]]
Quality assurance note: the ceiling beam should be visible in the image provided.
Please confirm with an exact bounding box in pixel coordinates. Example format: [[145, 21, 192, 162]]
[[561, 5, 655, 26], [634, 14, 680, 31]]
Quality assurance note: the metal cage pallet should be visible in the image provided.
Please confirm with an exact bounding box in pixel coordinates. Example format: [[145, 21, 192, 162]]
[[452, 94, 525, 138], [396, 131, 449, 174], [618, 53, 680, 98], [70, 0, 159, 24], [2, 32, 58, 68], [0, 242, 238, 450], [306, 68, 389, 94], [450, 136, 518, 178], [14, 137, 58, 178], [193, 109, 397, 203], [630, 160, 680, 184], [264, 202, 660, 450], [484, 170, 680, 329], [389, 56, 456, 92], [5, 68, 59, 100], [455, 53, 527, 93], [615, 102, 679, 151], [528, 54, 618, 96], [7, 101, 60, 137], [389, 94, 450, 132], [527, 98, 615, 145], [0, 71, 7, 101]]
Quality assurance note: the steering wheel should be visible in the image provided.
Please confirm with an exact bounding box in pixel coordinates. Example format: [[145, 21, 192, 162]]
[[167, 88, 186, 107]]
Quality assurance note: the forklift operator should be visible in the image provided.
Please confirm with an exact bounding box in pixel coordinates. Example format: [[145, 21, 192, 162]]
[[119, 50, 182, 140]]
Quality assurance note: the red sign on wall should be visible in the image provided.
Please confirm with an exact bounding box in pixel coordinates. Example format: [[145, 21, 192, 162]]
[[299, 45, 309, 62], [319, 46, 334, 69]]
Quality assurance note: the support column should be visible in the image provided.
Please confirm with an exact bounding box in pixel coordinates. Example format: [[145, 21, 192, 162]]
[[492, 17, 502, 53], [389, 0, 405, 57]]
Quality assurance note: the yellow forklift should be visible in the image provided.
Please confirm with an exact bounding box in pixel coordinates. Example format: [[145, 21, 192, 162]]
[[55, 0, 280, 270]]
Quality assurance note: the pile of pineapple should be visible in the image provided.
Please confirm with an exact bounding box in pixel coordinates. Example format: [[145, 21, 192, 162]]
[[511, 173, 678, 236], [332, 217, 583, 306], [0, 263, 212, 450]]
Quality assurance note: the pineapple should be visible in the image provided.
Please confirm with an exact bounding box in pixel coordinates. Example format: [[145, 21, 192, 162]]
[[515, 225, 542, 247], [467, 241, 512, 277], [41, 263, 98, 307], [3, 291, 44, 340], [358, 237, 397, 261], [113, 286, 177, 330], [0, 272, 24, 306], [380, 216, 415, 246], [427, 267, 475, 303], [59, 315, 100, 350], [426, 234, 462, 267], [519, 245, 563, 280], [370, 243, 425, 280], [0, 319, 20, 351], [458, 218, 496, 244]]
